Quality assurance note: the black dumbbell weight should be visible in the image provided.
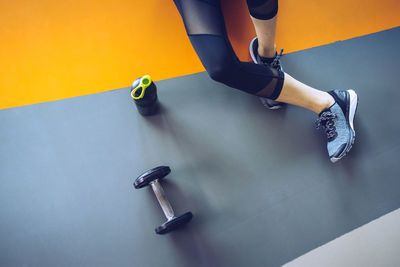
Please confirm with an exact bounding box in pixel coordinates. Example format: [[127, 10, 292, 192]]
[[134, 166, 193, 234]]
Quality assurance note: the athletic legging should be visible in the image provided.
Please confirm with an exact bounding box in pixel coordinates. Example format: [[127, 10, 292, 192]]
[[172, 0, 284, 99]]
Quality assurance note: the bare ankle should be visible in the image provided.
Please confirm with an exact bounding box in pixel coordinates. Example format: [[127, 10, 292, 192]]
[[316, 93, 335, 114], [325, 93, 335, 108], [258, 43, 276, 58]]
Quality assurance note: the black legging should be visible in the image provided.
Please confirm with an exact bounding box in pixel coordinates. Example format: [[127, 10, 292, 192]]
[[172, 0, 284, 100]]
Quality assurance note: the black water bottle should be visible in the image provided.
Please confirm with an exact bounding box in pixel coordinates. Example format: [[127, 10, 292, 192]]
[[130, 75, 159, 116]]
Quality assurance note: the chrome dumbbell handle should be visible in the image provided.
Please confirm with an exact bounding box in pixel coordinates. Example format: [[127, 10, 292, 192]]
[[150, 179, 175, 221]]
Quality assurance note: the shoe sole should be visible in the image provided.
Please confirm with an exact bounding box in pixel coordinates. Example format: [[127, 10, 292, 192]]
[[249, 37, 258, 64], [263, 103, 282, 110], [259, 98, 283, 110], [249, 37, 283, 110], [330, 89, 358, 163]]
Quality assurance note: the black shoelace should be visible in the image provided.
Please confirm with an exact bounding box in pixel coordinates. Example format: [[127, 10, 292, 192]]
[[316, 111, 338, 142], [271, 48, 283, 70]]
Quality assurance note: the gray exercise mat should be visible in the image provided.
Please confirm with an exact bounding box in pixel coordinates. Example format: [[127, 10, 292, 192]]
[[1, 27, 400, 267]]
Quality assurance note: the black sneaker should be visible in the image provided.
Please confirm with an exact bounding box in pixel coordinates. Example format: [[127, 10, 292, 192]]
[[316, 89, 358, 162], [249, 37, 285, 110]]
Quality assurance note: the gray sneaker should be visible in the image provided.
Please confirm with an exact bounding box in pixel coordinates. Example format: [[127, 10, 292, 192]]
[[249, 37, 285, 110], [316, 89, 358, 163]]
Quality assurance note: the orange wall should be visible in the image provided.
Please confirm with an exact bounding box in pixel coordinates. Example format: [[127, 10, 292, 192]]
[[0, 0, 399, 109]]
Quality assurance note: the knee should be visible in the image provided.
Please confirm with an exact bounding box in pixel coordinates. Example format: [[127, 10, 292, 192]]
[[207, 63, 232, 84], [208, 67, 226, 83]]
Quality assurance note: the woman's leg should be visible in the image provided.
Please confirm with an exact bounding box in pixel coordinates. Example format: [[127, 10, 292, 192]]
[[247, 0, 358, 162], [277, 74, 333, 114], [172, 0, 284, 99], [248, 2, 277, 59], [173, 0, 358, 162], [246, 0, 335, 114]]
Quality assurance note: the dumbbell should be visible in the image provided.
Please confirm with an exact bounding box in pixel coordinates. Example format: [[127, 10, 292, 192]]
[[134, 166, 193, 234]]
